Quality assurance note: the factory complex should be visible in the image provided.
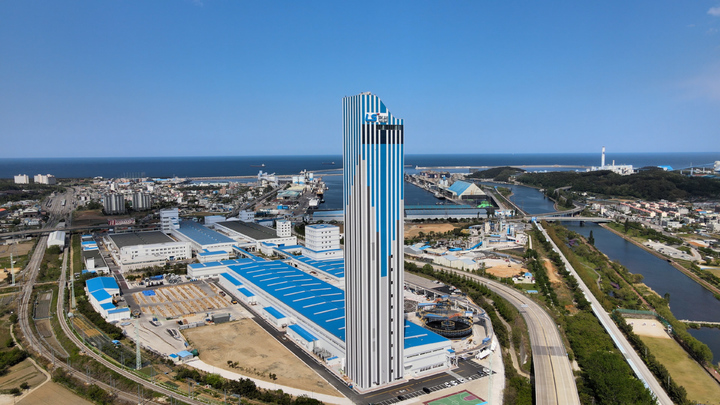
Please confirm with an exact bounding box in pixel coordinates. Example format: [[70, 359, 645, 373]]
[[188, 252, 454, 383]]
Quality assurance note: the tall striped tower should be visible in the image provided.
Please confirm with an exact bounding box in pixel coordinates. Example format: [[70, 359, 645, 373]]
[[343, 92, 405, 389]]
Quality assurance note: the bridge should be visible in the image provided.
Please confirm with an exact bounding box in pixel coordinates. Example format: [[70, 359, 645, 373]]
[[678, 320, 720, 326], [535, 216, 612, 223]]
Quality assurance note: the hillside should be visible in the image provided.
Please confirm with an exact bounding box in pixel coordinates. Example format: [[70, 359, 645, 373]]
[[516, 170, 720, 201]]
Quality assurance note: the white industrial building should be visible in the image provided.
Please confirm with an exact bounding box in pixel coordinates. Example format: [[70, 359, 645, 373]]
[[160, 208, 180, 233], [86, 277, 130, 321], [47, 230, 66, 249], [14, 174, 29, 184], [171, 220, 236, 254], [213, 220, 296, 251], [303, 224, 342, 260], [104, 231, 191, 271]]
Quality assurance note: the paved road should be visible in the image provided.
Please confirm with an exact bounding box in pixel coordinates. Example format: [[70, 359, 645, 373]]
[[409, 259, 581, 405], [535, 222, 673, 404]]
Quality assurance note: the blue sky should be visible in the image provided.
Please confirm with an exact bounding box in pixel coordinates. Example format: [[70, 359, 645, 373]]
[[1, 1, 719, 158]]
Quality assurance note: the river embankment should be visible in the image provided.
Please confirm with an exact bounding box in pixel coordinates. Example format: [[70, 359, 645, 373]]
[[599, 223, 720, 298]]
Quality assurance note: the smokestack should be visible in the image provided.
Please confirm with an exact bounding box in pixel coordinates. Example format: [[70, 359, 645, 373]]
[[601, 146, 606, 168]]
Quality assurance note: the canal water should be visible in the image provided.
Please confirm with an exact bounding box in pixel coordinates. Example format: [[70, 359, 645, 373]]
[[561, 222, 720, 362], [318, 175, 445, 210], [479, 182, 557, 215]]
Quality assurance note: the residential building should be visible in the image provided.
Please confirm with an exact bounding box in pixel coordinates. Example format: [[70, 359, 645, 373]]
[[14, 174, 29, 184]]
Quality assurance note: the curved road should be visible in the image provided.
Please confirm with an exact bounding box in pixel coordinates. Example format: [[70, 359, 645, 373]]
[[535, 222, 673, 404], [409, 259, 580, 404]]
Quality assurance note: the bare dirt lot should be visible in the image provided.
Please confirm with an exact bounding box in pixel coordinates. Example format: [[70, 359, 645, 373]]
[[483, 259, 525, 278], [0, 359, 46, 391], [183, 319, 339, 396], [0, 242, 33, 258], [0, 268, 20, 282], [405, 223, 457, 238], [17, 381, 92, 405], [625, 317, 671, 339]]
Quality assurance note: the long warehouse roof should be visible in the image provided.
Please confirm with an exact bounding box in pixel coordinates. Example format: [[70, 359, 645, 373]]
[[177, 220, 235, 245], [226, 260, 447, 349]]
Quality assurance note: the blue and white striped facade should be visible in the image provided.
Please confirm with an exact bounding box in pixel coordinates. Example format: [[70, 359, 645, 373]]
[[343, 92, 405, 389]]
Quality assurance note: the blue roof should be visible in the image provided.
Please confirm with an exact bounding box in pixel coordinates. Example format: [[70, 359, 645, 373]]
[[291, 256, 345, 278], [86, 277, 118, 293], [263, 306, 286, 320], [107, 308, 130, 315], [288, 324, 318, 342], [220, 273, 243, 286], [198, 249, 226, 256], [91, 289, 112, 302], [177, 350, 193, 358], [226, 260, 449, 349], [100, 302, 116, 310], [237, 287, 255, 297], [177, 220, 235, 246], [447, 181, 474, 196], [228, 261, 346, 340], [168, 353, 179, 358]]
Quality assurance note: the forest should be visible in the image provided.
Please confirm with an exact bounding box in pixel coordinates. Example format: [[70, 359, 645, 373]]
[[516, 169, 720, 200]]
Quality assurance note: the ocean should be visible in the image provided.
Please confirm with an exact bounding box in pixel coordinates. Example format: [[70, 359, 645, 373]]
[[1, 152, 717, 179]]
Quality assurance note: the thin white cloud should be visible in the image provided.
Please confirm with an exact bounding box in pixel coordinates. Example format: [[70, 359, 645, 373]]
[[678, 63, 720, 101], [709, 6, 720, 17]]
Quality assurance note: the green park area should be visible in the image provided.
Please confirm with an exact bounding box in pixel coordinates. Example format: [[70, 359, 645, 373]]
[[641, 336, 720, 405]]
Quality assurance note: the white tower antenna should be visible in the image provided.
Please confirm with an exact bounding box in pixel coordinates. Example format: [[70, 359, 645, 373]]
[[601, 146, 606, 168]]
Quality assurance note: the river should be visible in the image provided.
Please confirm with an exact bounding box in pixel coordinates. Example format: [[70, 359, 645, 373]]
[[559, 223, 720, 362]]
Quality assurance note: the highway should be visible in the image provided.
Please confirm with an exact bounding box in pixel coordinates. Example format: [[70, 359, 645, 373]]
[[535, 222, 673, 404], [409, 260, 581, 405]]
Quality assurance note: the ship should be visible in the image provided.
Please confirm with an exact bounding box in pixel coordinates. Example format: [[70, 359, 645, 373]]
[[322, 162, 335, 165], [250, 164, 265, 167]]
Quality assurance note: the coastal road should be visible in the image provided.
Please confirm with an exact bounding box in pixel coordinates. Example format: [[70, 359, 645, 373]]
[[535, 222, 673, 405], [408, 259, 581, 405]]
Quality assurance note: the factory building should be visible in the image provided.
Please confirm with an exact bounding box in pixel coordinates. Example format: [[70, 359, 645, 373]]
[[132, 192, 153, 211], [104, 231, 191, 271], [446, 181, 486, 200], [171, 220, 236, 254], [193, 259, 452, 382], [86, 277, 130, 321], [343, 92, 405, 389], [303, 224, 342, 260], [213, 220, 296, 251], [34, 174, 57, 185], [103, 193, 126, 215], [14, 174, 29, 184], [160, 208, 180, 234], [47, 230, 66, 249]]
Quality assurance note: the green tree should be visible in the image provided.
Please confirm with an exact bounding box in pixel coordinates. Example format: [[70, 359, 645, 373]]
[[588, 230, 595, 246]]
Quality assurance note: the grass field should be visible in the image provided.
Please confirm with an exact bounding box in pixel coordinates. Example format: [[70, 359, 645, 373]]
[[640, 336, 720, 405], [424, 390, 487, 405], [183, 319, 339, 396], [17, 382, 92, 405], [0, 359, 46, 391]]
